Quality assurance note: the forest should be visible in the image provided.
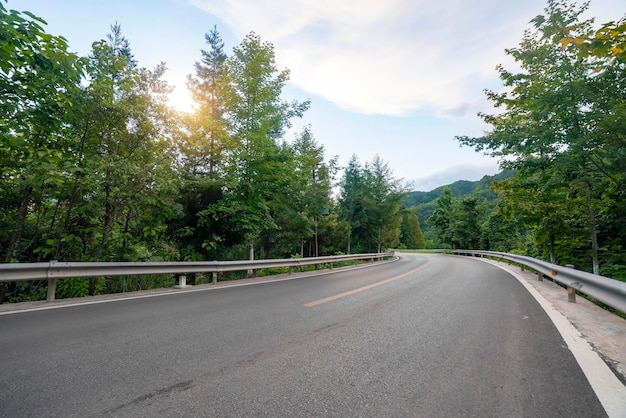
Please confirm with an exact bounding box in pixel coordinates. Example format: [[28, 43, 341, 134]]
[[1, 0, 625, 302]]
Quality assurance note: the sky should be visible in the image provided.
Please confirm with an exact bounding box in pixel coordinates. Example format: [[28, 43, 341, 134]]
[[8, 0, 624, 190]]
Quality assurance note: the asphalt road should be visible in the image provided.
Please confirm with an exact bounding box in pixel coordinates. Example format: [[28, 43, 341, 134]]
[[0, 254, 607, 417]]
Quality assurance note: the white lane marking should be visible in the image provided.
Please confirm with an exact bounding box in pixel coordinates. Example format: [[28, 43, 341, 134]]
[[303, 260, 431, 307]]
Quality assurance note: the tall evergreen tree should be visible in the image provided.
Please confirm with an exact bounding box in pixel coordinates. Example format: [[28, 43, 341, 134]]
[[183, 25, 228, 177], [204, 32, 309, 262], [338, 155, 365, 253], [174, 26, 230, 261], [427, 187, 455, 248], [399, 210, 426, 249]]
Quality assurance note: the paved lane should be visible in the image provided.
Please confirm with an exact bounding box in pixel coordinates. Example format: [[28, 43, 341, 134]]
[[0, 254, 607, 417]]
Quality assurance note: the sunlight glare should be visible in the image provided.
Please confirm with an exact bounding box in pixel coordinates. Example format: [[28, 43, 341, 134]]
[[168, 87, 195, 113]]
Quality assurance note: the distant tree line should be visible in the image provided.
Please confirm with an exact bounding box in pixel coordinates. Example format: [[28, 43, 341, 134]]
[[0, 2, 424, 302]]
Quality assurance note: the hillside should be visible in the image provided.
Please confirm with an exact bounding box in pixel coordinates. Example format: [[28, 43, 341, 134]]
[[402, 170, 515, 232]]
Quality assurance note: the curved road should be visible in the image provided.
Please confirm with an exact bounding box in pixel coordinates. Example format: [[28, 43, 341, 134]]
[[0, 254, 608, 417]]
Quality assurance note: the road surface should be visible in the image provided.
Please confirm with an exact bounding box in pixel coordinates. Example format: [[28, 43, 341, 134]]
[[0, 254, 607, 417]]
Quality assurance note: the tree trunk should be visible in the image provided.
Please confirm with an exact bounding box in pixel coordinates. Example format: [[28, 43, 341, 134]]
[[92, 203, 116, 262], [585, 181, 600, 275], [314, 219, 319, 258], [2, 185, 34, 302], [247, 240, 254, 276], [54, 135, 87, 261], [90, 185, 118, 295], [4, 185, 33, 263], [121, 209, 133, 254], [549, 231, 556, 265]]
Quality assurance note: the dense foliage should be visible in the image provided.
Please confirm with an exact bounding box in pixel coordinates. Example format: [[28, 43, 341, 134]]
[[0, 2, 423, 302], [452, 0, 626, 279]]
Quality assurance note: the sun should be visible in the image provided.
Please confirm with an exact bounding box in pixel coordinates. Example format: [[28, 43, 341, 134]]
[[167, 85, 195, 113]]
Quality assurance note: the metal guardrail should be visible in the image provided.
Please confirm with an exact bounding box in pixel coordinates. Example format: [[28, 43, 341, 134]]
[[403, 249, 626, 314], [0, 253, 394, 302]]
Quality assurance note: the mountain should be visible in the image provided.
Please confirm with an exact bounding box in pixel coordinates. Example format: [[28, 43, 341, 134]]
[[402, 170, 515, 230]]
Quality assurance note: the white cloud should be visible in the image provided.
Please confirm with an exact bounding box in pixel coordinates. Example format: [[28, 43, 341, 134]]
[[191, 0, 544, 116], [191, 0, 624, 117]]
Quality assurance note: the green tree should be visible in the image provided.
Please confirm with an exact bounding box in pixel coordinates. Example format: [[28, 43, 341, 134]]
[[339, 155, 404, 253], [450, 196, 483, 250], [174, 26, 230, 261], [286, 126, 337, 257], [203, 32, 309, 263], [362, 156, 404, 252], [483, 212, 524, 253], [338, 155, 364, 253], [0, 2, 85, 302], [0, 2, 84, 264], [56, 25, 180, 294], [456, 0, 625, 273], [427, 186, 455, 248], [183, 25, 228, 177], [1, 17, 180, 300], [399, 210, 426, 249], [493, 168, 571, 262]]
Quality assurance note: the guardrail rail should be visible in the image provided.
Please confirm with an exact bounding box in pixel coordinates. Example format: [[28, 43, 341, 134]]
[[0, 252, 394, 302]]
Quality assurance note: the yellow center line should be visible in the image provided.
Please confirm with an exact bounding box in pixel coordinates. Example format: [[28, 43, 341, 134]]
[[303, 260, 431, 308]]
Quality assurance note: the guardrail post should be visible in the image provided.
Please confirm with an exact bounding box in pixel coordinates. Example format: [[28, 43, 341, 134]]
[[520, 264, 525, 272], [537, 271, 543, 281], [288, 266, 293, 275], [46, 278, 57, 302], [212, 272, 218, 284], [568, 286, 576, 303], [329, 262, 333, 270], [46, 260, 58, 302], [175, 275, 187, 289]]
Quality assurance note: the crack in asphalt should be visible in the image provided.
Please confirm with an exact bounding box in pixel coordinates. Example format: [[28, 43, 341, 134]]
[[104, 379, 195, 415]]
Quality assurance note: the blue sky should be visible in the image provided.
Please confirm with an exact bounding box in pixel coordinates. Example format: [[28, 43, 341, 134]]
[[8, 0, 624, 190]]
